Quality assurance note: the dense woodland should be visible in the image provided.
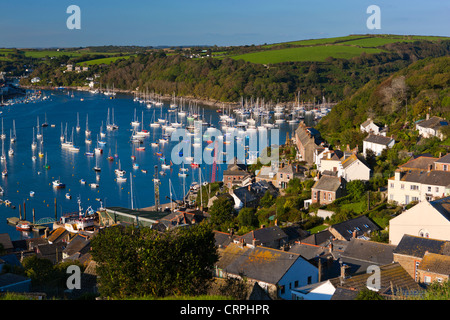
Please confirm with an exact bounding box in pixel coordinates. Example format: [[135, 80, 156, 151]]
[[13, 39, 450, 104]]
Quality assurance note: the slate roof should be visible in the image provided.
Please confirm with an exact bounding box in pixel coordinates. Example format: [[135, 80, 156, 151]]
[[429, 196, 450, 221], [398, 156, 438, 171], [63, 234, 91, 257], [363, 134, 394, 145], [330, 215, 380, 241], [416, 116, 448, 130], [300, 230, 334, 246], [329, 263, 422, 298], [418, 252, 450, 276], [435, 153, 450, 164], [0, 233, 14, 251], [340, 238, 395, 267], [216, 243, 309, 285], [237, 226, 288, 246], [312, 175, 343, 192], [0, 273, 31, 289], [393, 234, 450, 258], [341, 154, 369, 170], [394, 170, 450, 187]]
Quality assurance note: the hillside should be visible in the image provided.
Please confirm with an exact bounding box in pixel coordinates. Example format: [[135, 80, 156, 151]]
[[316, 55, 450, 154], [225, 34, 449, 64], [9, 34, 450, 104]]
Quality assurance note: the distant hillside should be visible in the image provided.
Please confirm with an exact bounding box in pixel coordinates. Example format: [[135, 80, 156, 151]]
[[316, 55, 450, 153], [225, 34, 449, 64], [14, 34, 450, 104]]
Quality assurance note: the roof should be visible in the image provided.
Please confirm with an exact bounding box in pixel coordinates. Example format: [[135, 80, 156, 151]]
[[341, 238, 395, 266], [363, 134, 394, 146], [416, 116, 448, 130], [429, 196, 450, 221], [0, 233, 13, 251], [329, 263, 421, 297], [418, 252, 450, 276], [295, 123, 324, 147], [0, 273, 31, 289], [330, 215, 380, 241], [300, 230, 334, 246], [63, 234, 91, 257], [47, 227, 69, 243], [237, 226, 288, 246], [395, 170, 450, 187], [341, 154, 370, 170], [312, 175, 343, 192], [393, 234, 450, 258], [436, 153, 450, 164], [398, 156, 438, 171], [214, 231, 234, 249], [216, 243, 311, 285]]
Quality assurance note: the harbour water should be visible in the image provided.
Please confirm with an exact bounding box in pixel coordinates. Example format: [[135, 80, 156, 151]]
[[0, 89, 306, 240]]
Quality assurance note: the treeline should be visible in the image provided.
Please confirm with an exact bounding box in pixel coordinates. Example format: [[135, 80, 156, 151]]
[[317, 55, 450, 150], [97, 40, 450, 103]]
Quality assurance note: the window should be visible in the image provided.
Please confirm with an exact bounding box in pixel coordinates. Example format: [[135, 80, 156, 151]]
[[424, 276, 432, 284], [444, 164, 448, 171], [294, 280, 298, 287], [313, 192, 316, 200], [412, 197, 419, 202], [401, 184, 404, 190], [307, 276, 312, 285], [390, 183, 394, 188], [328, 193, 331, 201], [427, 186, 432, 192], [410, 185, 419, 190], [435, 187, 439, 193], [280, 285, 285, 294]]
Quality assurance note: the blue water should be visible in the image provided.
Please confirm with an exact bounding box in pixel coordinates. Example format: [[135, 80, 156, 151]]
[[0, 90, 296, 240]]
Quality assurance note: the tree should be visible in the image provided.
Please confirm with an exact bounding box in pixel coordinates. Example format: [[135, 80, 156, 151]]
[[346, 180, 366, 201], [355, 288, 385, 300], [91, 224, 218, 299], [259, 190, 275, 208], [208, 196, 235, 231], [237, 207, 259, 229]]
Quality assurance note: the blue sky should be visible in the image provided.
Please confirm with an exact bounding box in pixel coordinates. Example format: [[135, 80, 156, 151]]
[[1, 0, 448, 48]]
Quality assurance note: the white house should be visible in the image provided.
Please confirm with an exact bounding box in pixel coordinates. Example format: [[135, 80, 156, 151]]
[[340, 154, 371, 181], [31, 77, 41, 84], [416, 115, 448, 140], [215, 243, 318, 300], [291, 280, 336, 300], [389, 196, 450, 245], [360, 118, 380, 135], [387, 170, 450, 205], [363, 134, 395, 157]]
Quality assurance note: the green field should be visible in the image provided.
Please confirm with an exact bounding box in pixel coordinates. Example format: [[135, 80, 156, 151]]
[[81, 55, 134, 65], [231, 45, 384, 64], [231, 34, 449, 64]]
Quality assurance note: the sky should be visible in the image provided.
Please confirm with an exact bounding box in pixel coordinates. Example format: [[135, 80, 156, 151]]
[[0, 0, 449, 48]]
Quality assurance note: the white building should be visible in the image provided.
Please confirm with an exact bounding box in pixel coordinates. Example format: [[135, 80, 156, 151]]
[[389, 197, 450, 245], [388, 169, 450, 205], [415, 115, 448, 140], [363, 134, 395, 157]]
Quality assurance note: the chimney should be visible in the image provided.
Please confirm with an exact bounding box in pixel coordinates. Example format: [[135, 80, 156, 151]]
[[426, 113, 430, 120], [328, 242, 333, 254], [318, 258, 322, 283], [352, 230, 357, 239], [346, 144, 350, 151], [340, 263, 349, 282]]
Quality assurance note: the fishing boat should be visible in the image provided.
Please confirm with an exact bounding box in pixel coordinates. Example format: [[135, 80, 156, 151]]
[[151, 142, 159, 147], [80, 179, 86, 185], [65, 193, 72, 199], [29, 191, 35, 197], [16, 222, 31, 231], [90, 183, 99, 188], [52, 179, 65, 188], [60, 198, 96, 233], [136, 146, 146, 151]]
